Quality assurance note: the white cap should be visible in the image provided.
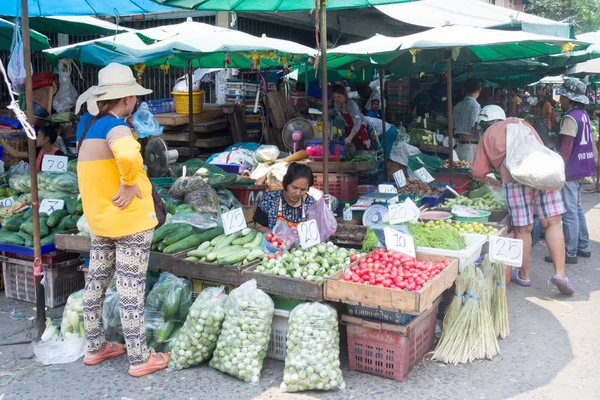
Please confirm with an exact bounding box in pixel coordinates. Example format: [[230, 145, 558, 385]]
[[476, 105, 506, 124]]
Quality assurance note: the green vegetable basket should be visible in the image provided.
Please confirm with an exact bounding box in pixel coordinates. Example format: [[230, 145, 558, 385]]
[[452, 210, 491, 222]]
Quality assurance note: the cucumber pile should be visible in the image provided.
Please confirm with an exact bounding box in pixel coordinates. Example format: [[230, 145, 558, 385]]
[[151, 223, 224, 254], [0, 197, 83, 247], [185, 228, 266, 266]]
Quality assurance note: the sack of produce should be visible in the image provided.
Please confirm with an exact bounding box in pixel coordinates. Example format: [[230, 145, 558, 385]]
[[103, 281, 124, 344], [60, 289, 86, 340], [145, 273, 192, 352], [169, 175, 209, 199], [254, 145, 280, 163], [184, 187, 219, 215], [217, 188, 243, 210], [505, 120, 565, 191], [280, 303, 345, 392], [169, 287, 228, 370], [210, 280, 274, 384]]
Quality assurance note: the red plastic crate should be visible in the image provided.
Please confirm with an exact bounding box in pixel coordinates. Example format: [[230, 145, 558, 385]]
[[226, 184, 269, 206], [342, 298, 440, 382], [313, 173, 358, 201]]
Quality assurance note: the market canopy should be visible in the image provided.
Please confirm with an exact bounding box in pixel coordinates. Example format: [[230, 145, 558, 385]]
[[328, 26, 589, 73], [565, 31, 600, 76], [0, 0, 175, 16], [151, 0, 412, 12], [0, 17, 49, 51], [376, 0, 574, 39], [28, 16, 136, 36], [43, 20, 318, 68]]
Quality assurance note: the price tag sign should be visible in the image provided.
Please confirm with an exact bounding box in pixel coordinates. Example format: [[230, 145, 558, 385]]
[[453, 150, 460, 162], [389, 198, 421, 225], [489, 236, 523, 267], [298, 219, 321, 249], [378, 184, 397, 194], [41, 155, 68, 172], [40, 199, 65, 215], [451, 205, 480, 218], [413, 167, 434, 183], [0, 197, 15, 207], [393, 170, 407, 188], [384, 227, 416, 258], [222, 207, 247, 235]]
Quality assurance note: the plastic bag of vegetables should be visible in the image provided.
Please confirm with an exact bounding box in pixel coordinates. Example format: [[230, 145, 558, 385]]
[[145, 273, 192, 352], [169, 287, 228, 370], [210, 280, 274, 384], [280, 303, 345, 392], [60, 289, 86, 340], [103, 281, 124, 344]]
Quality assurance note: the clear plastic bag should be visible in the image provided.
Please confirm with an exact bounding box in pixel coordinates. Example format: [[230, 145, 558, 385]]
[[34, 334, 87, 365], [132, 103, 164, 138], [145, 273, 192, 352], [217, 188, 243, 210], [103, 281, 124, 344], [53, 59, 78, 113], [210, 280, 274, 384], [184, 187, 219, 215], [505, 120, 566, 190], [261, 220, 298, 253], [171, 211, 219, 231], [280, 303, 345, 392], [7, 18, 27, 94], [169, 176, 209, 199], [60, 289, 86, 340], [307, 197, 337, 242], [169, 287, 229, 370], [255, 145, 280, 163]]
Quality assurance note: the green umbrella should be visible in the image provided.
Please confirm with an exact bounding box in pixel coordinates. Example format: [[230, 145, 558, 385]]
[[0, 17, 49, 51]]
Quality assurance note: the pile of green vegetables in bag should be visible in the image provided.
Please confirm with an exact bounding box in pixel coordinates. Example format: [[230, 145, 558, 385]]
[[9, 172, 79, 199], [440, 191, 506, 210], [60, 289, 85, 340], [0, 198, 83, 247], [151, 223, 224, 254], [145, 273, 192, 352], [172, 159, 238, 188], [169, 286, 228, 370], [185, 228, 265, 265], [210, 280, 274, 384]]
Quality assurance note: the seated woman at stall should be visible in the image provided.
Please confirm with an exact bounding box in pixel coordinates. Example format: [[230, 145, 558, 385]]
[[330, 84, 374, 151], [0, 124, 64, 172], [253, 162, 316, 234]]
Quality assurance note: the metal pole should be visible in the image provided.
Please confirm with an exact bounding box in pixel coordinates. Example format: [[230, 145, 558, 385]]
[[379, 70, 388, 180], [304, 64, 309, 105], [446, 58, 454, 186], [21, 0, 45, 339], [506, 77, 511, 117], [187, 60, 195, 158], [320, 0, 329, 195]]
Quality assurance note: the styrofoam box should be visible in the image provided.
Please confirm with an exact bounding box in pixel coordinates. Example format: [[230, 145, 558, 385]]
[[415, 233, 488, 272]]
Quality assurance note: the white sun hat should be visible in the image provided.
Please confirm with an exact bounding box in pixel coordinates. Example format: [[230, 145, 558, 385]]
[[75, 62, 152, 115]]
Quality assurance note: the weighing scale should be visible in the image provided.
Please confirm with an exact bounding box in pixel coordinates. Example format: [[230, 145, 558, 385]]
[[352, 192, 400, 227]]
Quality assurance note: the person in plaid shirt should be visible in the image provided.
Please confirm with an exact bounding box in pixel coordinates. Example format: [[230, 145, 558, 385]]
[[472, 105, 574, 295]]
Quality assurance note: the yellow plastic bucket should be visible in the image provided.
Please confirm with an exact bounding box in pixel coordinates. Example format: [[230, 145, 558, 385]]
[[172, 91, 205, 114]]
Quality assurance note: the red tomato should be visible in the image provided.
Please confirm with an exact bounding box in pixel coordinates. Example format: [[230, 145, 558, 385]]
[[276, 252, 283, 257], [266, 233, 273, 241], [351, 274, 361, 283], [267, 254, 275, 260], [350, 254, 358, 262], [382, 279, 392, 288], [343, 272, 352, 281]]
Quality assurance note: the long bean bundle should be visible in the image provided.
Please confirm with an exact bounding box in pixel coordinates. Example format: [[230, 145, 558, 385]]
[[406, 224, 467, 250]]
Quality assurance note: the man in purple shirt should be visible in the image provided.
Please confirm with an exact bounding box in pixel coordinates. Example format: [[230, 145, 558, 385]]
[[546, 78, 595, 264]]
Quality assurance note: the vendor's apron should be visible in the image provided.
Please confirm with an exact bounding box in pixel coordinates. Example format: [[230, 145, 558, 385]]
[[276, 193, 307, 237], [35, 147, 59, 172], [340, 112, 373, 151]]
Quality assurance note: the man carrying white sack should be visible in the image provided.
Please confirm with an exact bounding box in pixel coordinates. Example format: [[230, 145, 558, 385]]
[[471, 105, 574, 295]]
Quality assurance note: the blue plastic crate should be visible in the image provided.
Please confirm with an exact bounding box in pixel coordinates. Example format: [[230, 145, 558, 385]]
[[213, 164, 250, 174], [0, 242, 57, 256], [346, 304, 414, 325], [421, 186, 452, 208]]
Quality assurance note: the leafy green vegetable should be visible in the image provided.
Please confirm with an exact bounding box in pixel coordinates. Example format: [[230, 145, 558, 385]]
[[362, 227, 380, 252]]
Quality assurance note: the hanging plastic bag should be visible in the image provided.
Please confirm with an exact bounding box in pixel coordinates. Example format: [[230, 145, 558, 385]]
[[169, 287, 228, 370], [307, 197, 337, 242], [103, 280, 124, 344], [210, 280, 274, 384], [280, 303, 345, 392], [132, 103, 164, 138], [145, 272, 192, 352], [505, 120, 565, 191], [7, 18, 27, 94], [53, 59, 79, 112], [261, 220, 298, 253]]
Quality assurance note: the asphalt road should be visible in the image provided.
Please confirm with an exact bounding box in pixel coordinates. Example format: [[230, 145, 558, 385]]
[[1, 192, 599, 400]]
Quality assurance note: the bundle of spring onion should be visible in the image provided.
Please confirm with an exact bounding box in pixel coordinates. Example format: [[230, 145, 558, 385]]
[[406, 224, 467, 250], [432, 269, 499, 364], [493, 261, 510, 339]]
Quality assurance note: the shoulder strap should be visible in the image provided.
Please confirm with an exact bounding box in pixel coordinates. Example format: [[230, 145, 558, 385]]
[[77, 117, 96, 151]]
